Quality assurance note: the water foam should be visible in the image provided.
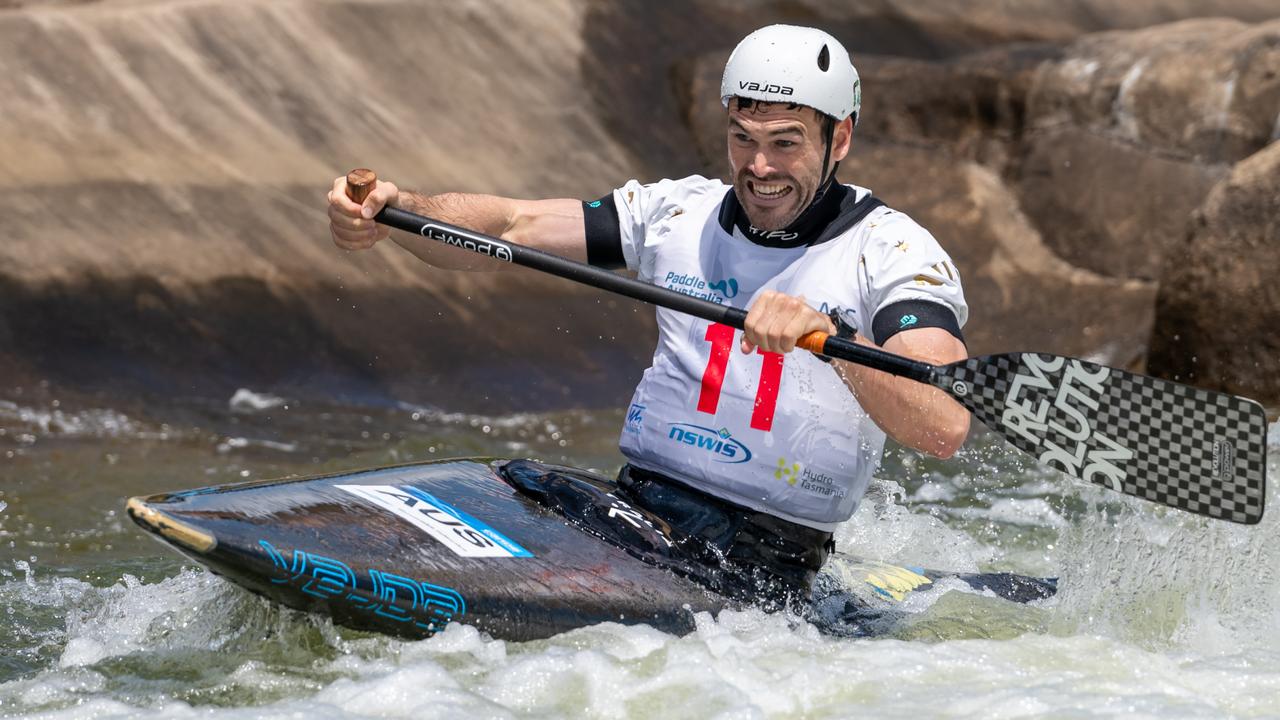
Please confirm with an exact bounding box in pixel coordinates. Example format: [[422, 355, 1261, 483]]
[[1051, 419, 1280, 652], [3, 560, 1279, 718], [0, 401, 144, 440], [228, 389, 287, 413]]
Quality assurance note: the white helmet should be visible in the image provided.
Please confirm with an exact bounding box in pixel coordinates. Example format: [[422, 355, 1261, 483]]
[[720, 24, 861, 124]]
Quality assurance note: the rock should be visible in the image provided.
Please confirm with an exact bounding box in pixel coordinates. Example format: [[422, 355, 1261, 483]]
[[1026, 18, 1280, 164], [841, 146, 1158, 364], [590, 0, 1280, 181], [0, 0, 657, 410], [3, 0, 1280, 412], [1011, 127, 1224, 280], [1012, 18, 1280, 281], [1148, 141, 1280, 405]]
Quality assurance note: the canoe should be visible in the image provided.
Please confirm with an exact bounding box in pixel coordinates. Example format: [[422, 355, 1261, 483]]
[[126, 457, 1055, 640]]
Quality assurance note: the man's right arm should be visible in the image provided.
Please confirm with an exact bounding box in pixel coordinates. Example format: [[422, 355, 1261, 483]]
[[327, 175, 587, 270]]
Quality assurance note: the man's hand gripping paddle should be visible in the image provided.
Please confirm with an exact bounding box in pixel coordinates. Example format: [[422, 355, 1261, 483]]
[[345, 169, 1267, 525]]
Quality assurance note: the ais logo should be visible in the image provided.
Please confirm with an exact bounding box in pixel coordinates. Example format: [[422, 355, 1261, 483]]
[[666, 423, 752, 463], [625, 403, 645, 434]]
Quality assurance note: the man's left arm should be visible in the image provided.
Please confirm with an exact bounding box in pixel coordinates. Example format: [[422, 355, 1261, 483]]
[[741, 291, 970, 458], [833, 326, 970, 458]]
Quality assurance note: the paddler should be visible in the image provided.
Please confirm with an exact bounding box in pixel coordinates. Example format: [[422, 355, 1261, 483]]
[[326, 25, 969, 607]]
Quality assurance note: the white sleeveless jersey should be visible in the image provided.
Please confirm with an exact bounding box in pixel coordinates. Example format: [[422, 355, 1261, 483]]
[[613, 176, 967, 530]]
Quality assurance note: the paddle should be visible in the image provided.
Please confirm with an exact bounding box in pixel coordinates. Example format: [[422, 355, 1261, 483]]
[[343, 169, 1267, 525]]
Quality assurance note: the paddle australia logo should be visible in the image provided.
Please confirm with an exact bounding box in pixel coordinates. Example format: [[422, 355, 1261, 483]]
[[666, 423, 752, 463], [1000, 354, 1134, 491], [708, 277, 739, 299], [336, 484, 532, 558], [663, 271, 738, 303]]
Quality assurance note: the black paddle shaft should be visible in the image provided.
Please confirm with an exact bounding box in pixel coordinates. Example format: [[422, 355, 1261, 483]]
[[375, 204, 935, 384]]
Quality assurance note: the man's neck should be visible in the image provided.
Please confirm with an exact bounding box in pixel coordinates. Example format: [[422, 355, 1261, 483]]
[[718, 178, 850, 248]]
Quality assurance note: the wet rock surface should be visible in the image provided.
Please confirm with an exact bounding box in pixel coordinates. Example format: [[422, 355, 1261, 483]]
[[1149, 141, 1280, 403], [2, 0, 1278, 410]]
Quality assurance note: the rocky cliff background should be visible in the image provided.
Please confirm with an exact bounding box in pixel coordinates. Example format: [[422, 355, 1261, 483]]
[[2, 0, 1278, 413]]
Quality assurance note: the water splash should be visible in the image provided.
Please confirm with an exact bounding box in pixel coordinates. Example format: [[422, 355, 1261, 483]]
[[1051, 421, 1280, 652], [229, 389, 287, 413], [0, 400, 144, 439]]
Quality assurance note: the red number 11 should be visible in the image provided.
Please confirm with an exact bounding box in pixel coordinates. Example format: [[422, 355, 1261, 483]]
[[696, 323, 783, 432]]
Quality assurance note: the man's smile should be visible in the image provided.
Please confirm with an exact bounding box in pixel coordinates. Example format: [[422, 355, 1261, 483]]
[[745, 179, 794, 205]]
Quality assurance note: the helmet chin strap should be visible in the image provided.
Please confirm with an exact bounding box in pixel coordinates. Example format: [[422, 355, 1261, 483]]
[[815, 118, 841, 200], [819, 118, 836, 186]]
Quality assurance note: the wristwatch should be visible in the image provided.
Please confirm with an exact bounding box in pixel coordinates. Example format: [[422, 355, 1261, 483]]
[[816, 307, 859, 363]]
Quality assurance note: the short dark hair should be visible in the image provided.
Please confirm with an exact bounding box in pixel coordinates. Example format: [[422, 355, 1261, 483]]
[[732, 97, 835, 138]]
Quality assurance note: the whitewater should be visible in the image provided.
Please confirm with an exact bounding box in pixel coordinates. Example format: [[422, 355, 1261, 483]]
[[2, 394, 1278, 719]]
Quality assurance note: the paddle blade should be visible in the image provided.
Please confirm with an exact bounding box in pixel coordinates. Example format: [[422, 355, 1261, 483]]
[[933, 353, 1267, 524]]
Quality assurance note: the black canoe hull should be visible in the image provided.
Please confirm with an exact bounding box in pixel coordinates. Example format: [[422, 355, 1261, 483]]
[[127, 457, 1055, 641], [127, 459, 728, 641]]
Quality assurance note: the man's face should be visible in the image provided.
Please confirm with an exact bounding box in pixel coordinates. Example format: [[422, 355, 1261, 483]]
[[726, 101, 851, 231]]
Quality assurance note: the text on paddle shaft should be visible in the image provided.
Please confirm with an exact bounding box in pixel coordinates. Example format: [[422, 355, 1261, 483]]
[[1001, 354, 1133, 491], [419, 223, 514, 262], [698, 323, 782, 432]]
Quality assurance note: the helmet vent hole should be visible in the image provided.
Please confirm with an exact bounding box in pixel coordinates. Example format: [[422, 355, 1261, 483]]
[[817, 44, 830, 71]]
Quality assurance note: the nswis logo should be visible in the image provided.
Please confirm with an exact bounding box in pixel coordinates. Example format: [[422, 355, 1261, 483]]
[[666, 423, 752, 463]]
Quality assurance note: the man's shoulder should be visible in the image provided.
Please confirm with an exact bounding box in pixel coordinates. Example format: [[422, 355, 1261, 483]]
[[842, 190, 934, 244], [640, 174, 729, 198], [618, 175, 729, 220]]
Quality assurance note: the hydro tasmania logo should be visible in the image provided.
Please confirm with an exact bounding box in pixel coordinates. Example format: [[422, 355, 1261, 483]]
[[666, 423, 752, 463], [773, 457, 847, 498]]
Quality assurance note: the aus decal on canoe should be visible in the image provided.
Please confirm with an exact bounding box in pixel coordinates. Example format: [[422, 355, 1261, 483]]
[[259, 540, 465, 634], [336, 484, 533, 558]]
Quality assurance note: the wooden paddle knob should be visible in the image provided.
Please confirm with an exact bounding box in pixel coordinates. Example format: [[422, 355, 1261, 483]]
[[346, 168, 377, 203]]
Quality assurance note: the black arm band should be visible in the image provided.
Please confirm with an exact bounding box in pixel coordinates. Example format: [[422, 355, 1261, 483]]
[[871, 299, 965, 346], [582, 194, 626, 270]]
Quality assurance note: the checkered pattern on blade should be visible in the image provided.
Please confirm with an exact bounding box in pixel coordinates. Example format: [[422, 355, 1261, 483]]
[[933, 353, 1267, 524]]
